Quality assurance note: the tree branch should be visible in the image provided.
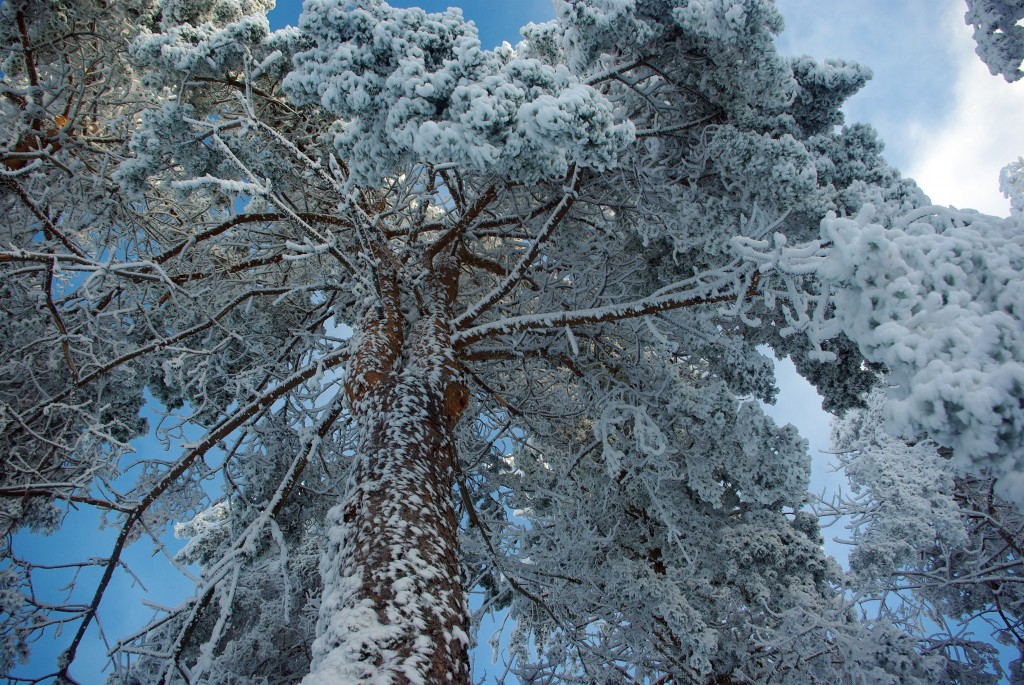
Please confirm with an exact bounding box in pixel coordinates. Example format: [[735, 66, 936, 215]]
[[455, 270, 759, 348], [56, 345, 350, 678], [455, 167, 581, 328]]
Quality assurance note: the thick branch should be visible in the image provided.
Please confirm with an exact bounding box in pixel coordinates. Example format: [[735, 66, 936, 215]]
[[455, 270, 759, 348], [425, 183, 499, 261], [455, 168, 581, 328]]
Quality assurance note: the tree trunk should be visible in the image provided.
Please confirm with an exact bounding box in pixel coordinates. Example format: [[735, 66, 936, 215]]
[[304, 265, 471, 684]]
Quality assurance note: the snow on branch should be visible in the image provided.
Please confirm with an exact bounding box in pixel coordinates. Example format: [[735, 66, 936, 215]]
[[455, 168, 581, 328], [965, 0, 1024, 82], [734, 202, 1024, 504], [730, 225, 840, 360], [819, 204, 1024, 504], [454, 264, 757, 347]]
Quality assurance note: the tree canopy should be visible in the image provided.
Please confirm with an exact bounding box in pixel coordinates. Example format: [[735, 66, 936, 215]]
[[965, 0, 1024, 82], [1, 0, 1021, 683]]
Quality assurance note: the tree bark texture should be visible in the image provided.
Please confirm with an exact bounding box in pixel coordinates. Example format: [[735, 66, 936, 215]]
[[305, 262, 471, 684]]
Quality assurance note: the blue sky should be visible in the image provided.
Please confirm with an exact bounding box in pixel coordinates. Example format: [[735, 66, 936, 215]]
[[268, 0, 557, 49], [774, 0, 1024, 215], [12, 1, 1024, 682]]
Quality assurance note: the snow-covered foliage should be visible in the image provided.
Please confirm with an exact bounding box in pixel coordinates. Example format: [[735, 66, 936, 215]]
[[1, 0, 1019, 683], [1003, 157, 1024, 217], [283, 0, 634, 183], [964, 0, 1024, 82], [820, 205, 1024, 505], [732, 197, 1024, 505], [466, 363, 944, 682], [829, 389, 1024, 684]]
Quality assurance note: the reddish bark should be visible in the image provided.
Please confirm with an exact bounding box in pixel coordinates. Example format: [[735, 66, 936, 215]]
[[313, 260, 471, 683], [335, 369, 471, 683]]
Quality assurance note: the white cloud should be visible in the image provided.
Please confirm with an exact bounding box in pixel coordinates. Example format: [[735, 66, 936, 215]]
[[906, 3, 1024, 215], [774, 0, 960, 172], [775, 0, 1024, 215]]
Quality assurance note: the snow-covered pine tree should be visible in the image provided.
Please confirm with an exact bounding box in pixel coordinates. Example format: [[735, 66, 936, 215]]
[[828, 388, 1023, 685], [1, 0, 1020, 683]]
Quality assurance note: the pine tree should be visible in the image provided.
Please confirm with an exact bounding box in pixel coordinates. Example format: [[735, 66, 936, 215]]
[[1, 1, 1020, 683], [829, 388, 1023, 685]]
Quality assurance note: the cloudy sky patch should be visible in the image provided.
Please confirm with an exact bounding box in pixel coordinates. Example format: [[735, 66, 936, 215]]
[[906, 1, 1024, 214], [776, 0, 1024, 214]]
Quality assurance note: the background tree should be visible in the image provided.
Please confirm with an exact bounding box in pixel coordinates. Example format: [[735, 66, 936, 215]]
[[1, 0, 168, 672], [0, 1, 1020, 684], [827, 388, 1023, 685]]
